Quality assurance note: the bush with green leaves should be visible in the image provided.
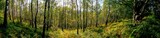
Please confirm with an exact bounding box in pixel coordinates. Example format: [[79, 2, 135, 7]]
[[130, 16, 160, 38]]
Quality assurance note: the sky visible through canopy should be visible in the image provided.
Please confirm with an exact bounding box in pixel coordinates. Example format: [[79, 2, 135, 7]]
[[26, 0, 103, 7]]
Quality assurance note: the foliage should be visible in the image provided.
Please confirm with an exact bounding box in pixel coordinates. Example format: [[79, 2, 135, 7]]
[[130, 16, 160, 38], [0, 22, 42, 38], [0, 0, 4, 10], [0, 0, 160, 38]]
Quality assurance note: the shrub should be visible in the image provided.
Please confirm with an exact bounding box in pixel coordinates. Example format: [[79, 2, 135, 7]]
[[130, 16, 160, 38]]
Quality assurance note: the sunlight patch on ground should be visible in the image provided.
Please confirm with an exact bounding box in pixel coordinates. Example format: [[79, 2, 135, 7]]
[[48, 20, 131, 38], [48, 29, 83, 38]]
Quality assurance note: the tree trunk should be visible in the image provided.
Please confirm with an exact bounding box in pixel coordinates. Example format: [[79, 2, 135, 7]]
[[11, 0, 15, 24], [8, 0, 11, 20], [31, 0, 34, 27], [91, 0, 94, 27], [65, 8, 67, 29], [80, 1, 83, 30], [105, 0, 110, 25], [19, 0, 23, 25], [133, 0, 149, 26], [34, 0, 38, 31], [42, 0, 48, 38], [82, 0, 85, 32], [96, 0, 98, 27], [47, 0, 50, 31], [61, 0, 64, 32], [3, 0, 9, 28], [76, 0, 79, 34], [85, 0, 88, 31]]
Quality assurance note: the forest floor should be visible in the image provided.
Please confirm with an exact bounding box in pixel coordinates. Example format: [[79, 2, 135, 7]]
[[48, 20, 132, 38], [0, 20, 132, 38]]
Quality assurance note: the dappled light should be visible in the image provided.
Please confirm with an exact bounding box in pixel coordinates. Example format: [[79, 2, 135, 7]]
[[0, 0, 160, 38]]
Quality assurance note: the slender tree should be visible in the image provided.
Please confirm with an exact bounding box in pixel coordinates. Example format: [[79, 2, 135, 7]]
[[90, 0, 94, 26], [34, 0, 39, 31], [82, 0, 87, 32], [58, 3, 62, 31], [82, 0, 88, 32], [8, 0, 11, 20], [95, 0, 99, 27], [58, 7, 62, 31], [42, 0, 48, 38], [47, 0, 50, 30], [85, 0, 89, 31], [3, 0, 9, 28], [62, 1, 67, 29], [65, 6, 67, 29], [11, 0, 15, 24], [80, 0, 83, 29], [71, 0, 74, 26], [19, 0, 23, 25], [61, 0, 64, 32], [105, 0, 110, 25], [76, 0, 79, 34], [50, 0, 55, 29], [30, 0, 34, 27]]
